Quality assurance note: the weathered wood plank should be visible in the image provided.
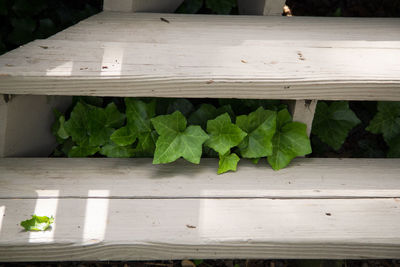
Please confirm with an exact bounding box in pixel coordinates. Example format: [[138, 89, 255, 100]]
[[0, 13, 399, 100], [0, 158, 399, 199], [0, 198, 399, 260]]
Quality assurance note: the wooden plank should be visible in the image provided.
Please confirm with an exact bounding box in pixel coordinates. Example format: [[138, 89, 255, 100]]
[[103, 0, 183, 12], [0, 96, 71, 157], [287, 100, 318, 137], [0, 198, 399, 260], [1, 158, 400, 199], [0, 13, 399, 100]]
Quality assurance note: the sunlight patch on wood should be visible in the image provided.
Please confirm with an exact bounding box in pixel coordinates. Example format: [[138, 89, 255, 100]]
[[83, 190, 110, 243], [29, 190, 59, 243]]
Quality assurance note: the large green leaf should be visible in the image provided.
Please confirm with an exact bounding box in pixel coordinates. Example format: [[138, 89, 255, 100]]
[[205, 113, 247, 155], [205, 0, 236, 14], [87, 102, 125, 147], [312, 101, 361, 150], [20, 215, 54, 231], [268, 109, 312, 170], [125, 98, 155, 133], [236, 107, 276, 158], [366, 102, 400, 143], [110, 126, 137, 146], [68, 143, 99, 158], [218, 152, 240, 174], [151, 111, 209, 164], [100, 142, 135, 158], [64, 102, 90, 145]]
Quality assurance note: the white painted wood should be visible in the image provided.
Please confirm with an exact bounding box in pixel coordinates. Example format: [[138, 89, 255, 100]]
[[0, 96, 71, 157], [263, 0, 287, 15], [0, 13, 399, 100], [238, 0, 286, 15], [0, 198, 400, 260], [103, 0, 183, 12], [0, 158, 400, 199], [287, 100, 318, 136]]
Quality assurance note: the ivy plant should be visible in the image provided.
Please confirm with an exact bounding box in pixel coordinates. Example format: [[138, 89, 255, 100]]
[[53, 97, 312, 174], [367, 101, 400, 157], [312, 101, 361, 151]]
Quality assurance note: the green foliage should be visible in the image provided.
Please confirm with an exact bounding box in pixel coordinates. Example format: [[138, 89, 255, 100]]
[[0, 0, 102, 55], [312, 101, 361, 151], [176, 0, 237, 14], [53, 97, 311, 173], [367, 101, 400, 157], [20, 215, 54, 231], [268, 109, 312, 170], [151, 111, 209, 164], [218, 152, 240, 174], [236, 107, 276, 158], [205, 113, 247, 155]]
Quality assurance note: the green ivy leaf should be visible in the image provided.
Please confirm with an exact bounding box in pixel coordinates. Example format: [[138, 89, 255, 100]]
[[312, 101, 361, 150], [68, 142, 99, 158], [151, 111, 209, 164], [100, 142, 135, 158], [206, 0, 236, 14], [366, 102, 400, 143], [236, 107, 276, 158], [125, 98, 155, 133], [218, 152, 240, 174], [21, 215, 54, 231], [134, 131, 158, 157], [64, 102, 90, 145], [205, 113, 247, 155], [188, 104, 234, 129], [110, 126, 137, 146], [52, 109, 68, 143], [268, 109, 312, 170]]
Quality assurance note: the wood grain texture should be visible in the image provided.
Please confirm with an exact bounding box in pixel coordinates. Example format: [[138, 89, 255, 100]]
[[0, 158, 400, 199], [0, 198, 400, 260], [0, 12, 399, 100]]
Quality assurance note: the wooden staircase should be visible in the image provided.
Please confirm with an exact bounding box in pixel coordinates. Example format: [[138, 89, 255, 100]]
[[0, 0, 399, 261]]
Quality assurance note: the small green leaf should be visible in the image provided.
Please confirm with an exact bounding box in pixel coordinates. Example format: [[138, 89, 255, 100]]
[[64, 102, 90, 145], [251, 158, 260, 164], [21, 215, 54, 231], [205, 113, 247, 155], [268, 109, 312, 170], [57, 115, 69, 140], [218, 152, 240, 174], [312, 101, 361, 150], [366, 101, 400, 143], [100, 142, 135, 158], [193, 259, 204, 266], [104, 102, 125, 128], [111, 126, 137, 146], [206, 0, 236, 14], [236, 107, 276, 158], [151, 111, 209, 164]]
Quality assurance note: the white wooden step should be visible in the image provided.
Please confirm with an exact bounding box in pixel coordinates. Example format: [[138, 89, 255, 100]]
[[0, 12, 399, 100], [0, 158, 400, 261]]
